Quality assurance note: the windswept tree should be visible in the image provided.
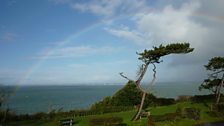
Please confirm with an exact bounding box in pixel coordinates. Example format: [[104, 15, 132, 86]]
[[199, 57, 224, 104], [120, 43, 194, 121]]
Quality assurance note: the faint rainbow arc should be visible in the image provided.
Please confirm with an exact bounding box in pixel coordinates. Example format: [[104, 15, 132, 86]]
[[193, 12, 224, 24], [16, 22, 101, 86], [15, 11, 224, 86]]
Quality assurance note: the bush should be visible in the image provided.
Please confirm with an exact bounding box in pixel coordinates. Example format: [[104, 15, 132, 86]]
[[108, 123, 127, 126], [191, 94, 215, 103], [207, 111, 222, 117], [154, 98, 175, 106], [90, 81, 157, 112], [152, 112, 180, 122], [176, 95, 192, 102], [213, 103, 224, 112], [143, 116, 155, 126], [182, 107, 200, 120], [89, 117, 124, 126], [207, 103, 224, 117], [151, 107, 186, 122]]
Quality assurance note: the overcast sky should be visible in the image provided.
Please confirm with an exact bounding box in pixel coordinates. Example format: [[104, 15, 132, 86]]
[[0, 0, 223, 85]]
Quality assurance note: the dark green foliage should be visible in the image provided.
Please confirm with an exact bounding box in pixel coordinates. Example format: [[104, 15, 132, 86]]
[[91, 81, 174, 112], [150, 108, 183, 122], [205, 57, 224, 71], [176, 95, 192, 102], [200, 56, 224, 105], [209, 103, 224, 117], [207, 110, 224, 117], [182, 107, 200, 120], [214, 103, 224, 112], [191, 94, 216, 103], [137, 43, 194, 64], [151, 112, 180, 122], [207, 103, 224, 117], [151, 107, 200, 122], [111, 81, 157, 108], [90, 81, 176, 112], [199, 79, 221, 93], [175, 107, 182, 115], [89, 117, 125, 126], [143, 116, 155, 126], [90, 96, 113, 111], [111, 81, 142, 106], [154, 98, 175, 106]]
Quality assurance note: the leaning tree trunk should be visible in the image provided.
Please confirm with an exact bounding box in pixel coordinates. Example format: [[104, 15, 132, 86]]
[[120, 63, 156, 122], [132, 63, 156, 121], [216, 73, 224, 105], [132, 92, 146, 121], [131, 64, 149, 121]]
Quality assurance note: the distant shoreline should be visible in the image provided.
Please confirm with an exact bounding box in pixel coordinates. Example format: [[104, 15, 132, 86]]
[[3, 81, 201, 86], [3, 82, 209, 114]]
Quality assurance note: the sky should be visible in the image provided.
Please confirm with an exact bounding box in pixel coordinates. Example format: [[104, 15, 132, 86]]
[[0, 0, 224, 85]]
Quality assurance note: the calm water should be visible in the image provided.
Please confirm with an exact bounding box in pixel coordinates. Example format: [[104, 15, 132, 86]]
[[3, 82, 210, 114]]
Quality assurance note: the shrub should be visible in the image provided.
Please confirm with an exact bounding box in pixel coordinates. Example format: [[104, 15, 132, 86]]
[[175, 107, 182, 115], [154, 98, 175, 106], [143, 116, 155, 126], [208, 103, 224, 117], [176, 95, 192, 102], [89, 117, 124, 126], [207, 111, 222, 117], [213, 103, 224, 112], [151, 112, 180, 122], [91, 81, 157, 111], [191, 94, 215, 103], [182, 107, 200, 120]]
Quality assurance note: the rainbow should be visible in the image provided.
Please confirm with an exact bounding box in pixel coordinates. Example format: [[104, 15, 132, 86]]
[[15, 11, 224, 87], [13, 21, 101, 93], [193, 12, 224, 24]]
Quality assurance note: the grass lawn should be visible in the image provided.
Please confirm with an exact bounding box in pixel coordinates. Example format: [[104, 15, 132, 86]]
[[4, 102, 224, 126]]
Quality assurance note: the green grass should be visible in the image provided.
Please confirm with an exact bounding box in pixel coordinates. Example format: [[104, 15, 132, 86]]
[[5, 102, 224, 126], [4, 120, 55, 126]]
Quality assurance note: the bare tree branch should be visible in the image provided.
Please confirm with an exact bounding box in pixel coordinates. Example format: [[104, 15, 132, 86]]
[[119, 72, 133, 81], [210, 69, 224, 76], [139, 63, 157, 94]]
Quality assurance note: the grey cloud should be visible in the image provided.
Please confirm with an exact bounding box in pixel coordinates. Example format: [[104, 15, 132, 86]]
[[106, 1, 224, 68], [104, 1, 224, 82]]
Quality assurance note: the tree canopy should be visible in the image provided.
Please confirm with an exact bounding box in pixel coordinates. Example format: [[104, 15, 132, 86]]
[[200, 56, 224, 104], [137, 43, 194, 64], [205, 57, 224, 71]]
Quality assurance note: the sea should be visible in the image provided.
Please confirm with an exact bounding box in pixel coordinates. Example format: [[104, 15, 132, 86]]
[[2, 82, 211, 115]]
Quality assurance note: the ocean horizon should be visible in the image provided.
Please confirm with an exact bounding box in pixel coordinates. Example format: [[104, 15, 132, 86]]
[[2, 82, 211, 115]]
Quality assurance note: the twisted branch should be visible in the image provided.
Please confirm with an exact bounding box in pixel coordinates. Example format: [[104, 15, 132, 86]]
[[139, 63, 157, 94], [119, 72, 133, 81]]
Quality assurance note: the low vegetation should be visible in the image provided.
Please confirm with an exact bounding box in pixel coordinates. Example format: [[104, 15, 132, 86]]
[[1, 51, 224, 126], [90, 81, 175, 113], [3, 101, 224, 126], [2, 81, 224, 126]]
